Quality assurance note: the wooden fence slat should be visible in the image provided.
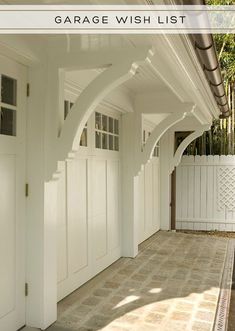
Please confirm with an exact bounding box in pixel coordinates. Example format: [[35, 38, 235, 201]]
[[188, 166, 194, 219], [176, 165, 182, 219], [194, 166, 201, 219], [200, 164, 207, 220], [181, 165, 188, 219], [206, 162, 214, 219], [175, 155, 235, 232]]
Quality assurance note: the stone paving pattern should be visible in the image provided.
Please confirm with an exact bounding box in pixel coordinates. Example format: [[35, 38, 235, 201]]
[[50, 231, 229, 331]]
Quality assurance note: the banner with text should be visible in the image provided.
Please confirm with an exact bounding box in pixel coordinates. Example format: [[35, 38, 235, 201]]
[[0, 5, 234, 34]]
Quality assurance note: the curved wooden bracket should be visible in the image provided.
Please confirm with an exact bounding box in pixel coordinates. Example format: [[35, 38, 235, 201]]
[[47, 47, 154, 179], [169, 124, 211, 173], [138, 110, 189, 173]]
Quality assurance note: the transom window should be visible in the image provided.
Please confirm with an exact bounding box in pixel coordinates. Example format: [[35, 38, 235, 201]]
[[64, 100, 74, 120], [80, 122, 88, 147], [142, 129, 159, 157], [0, 75, 17, 136], [153, 142, 160, 157], [64, 99, 87, 147], [95, 112, 119, 151]]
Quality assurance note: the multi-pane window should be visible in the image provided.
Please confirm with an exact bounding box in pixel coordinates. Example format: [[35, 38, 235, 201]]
[[64, 99, 87, 147], [142, 129, 160, 157], [64, 100, 74, 120], [153, 142, 160, 157], [80, 122, 87, 147], [0, 75, 17, 136], [95, 112, 119, 151], [143, 130, 151, 145]]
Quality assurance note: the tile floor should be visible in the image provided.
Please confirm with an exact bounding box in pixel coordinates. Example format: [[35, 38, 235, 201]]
[[47, 231, 230, 331]]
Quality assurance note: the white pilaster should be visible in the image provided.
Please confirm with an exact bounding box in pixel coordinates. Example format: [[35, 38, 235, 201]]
[[121, 112, 141, 257], [160, 131, 174, 230]]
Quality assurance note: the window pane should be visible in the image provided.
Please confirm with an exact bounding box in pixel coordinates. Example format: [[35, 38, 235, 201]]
[[0, 107, 16, 136], [102, 133, 108, 149], [153, 142, 160, 157], [95, 131, 101, 149], [109, 135, 113, 150], [114, 119, 119, 135], [95, 112, 102, 130], [64, 100, 70, 120], [102, 115, 108, 132], [70, 102, 74, 109], [80, 128, 87, 147], [108, 117, 113, 133], [114, 136, 119, 151], [1, 75, 17, 106]]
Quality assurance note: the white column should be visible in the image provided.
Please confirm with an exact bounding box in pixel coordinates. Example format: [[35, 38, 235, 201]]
[[26, 63, 57, 329], [160, 130, 174, 230], [121, 112, 142, 258]]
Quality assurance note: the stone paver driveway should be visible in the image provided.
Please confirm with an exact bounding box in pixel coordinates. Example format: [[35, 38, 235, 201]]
[[50, 231, 230, 331]]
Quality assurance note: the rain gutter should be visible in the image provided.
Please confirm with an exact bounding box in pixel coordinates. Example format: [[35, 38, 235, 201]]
[[179, 0, 231, 118]]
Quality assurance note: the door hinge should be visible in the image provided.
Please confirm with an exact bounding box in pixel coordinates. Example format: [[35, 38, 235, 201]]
[[25, 283, 28, 297], [26, 83, 30, 97], [25, 183, 29, 197]]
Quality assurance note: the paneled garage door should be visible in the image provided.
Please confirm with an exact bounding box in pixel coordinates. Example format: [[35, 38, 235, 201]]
[[0, 55, 27, 331], [57, 108, 121, 301]]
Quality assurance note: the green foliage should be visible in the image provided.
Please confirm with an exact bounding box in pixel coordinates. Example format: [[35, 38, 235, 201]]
[[185, 0, 235, 156], [207, 0, 235, 80], [214, 34, 235, 80], [207, 0, 234, 5]]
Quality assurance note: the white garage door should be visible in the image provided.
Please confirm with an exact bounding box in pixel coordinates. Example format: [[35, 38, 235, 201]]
[[138, 157, 161, 244], [57, 109, 121, 301], [0, 55, 27, 331]]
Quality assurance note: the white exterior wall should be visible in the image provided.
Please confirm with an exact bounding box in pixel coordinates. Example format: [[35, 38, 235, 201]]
[[176, 155, 235, 231]]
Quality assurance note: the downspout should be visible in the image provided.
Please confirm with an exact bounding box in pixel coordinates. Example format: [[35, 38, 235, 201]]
[[178, 0, 231, 118]]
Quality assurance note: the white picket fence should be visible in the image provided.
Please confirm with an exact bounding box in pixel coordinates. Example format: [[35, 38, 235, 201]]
[[176, 155, 235, 232]]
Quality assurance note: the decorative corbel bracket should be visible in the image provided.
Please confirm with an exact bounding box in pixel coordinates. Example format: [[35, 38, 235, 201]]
[[169, 124, 211, 174], [138, 105, 194, 174], [47, 47, 155, 179]]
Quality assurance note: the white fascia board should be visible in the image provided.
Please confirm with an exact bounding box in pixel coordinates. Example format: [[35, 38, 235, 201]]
[[164, 33, 219, 120], [181, 34, 220, 117], [139, 33, 218, 123]]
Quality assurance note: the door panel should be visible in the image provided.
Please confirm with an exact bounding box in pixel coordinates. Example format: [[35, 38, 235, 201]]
[[107, 160, 120, 251], [0, 155, 16, 319], [57, 155, 121, 301], [57, 111, 121, 301], [93, 160, 107, 261], [67, 159, 88, 274], [138, 158, 160, 243], [0, 55, 27, 331]]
